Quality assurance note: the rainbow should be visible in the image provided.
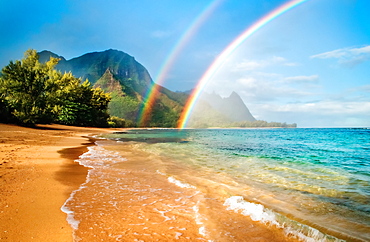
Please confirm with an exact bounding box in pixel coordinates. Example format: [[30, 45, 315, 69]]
[[138, 0, 225, 126], [178, 0, 308, 129]]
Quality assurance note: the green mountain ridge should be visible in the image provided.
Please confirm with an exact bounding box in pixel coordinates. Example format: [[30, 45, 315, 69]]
[[38, 49, 294, 128], [39, 49, 152, 95], [39, 49, 187, 127]]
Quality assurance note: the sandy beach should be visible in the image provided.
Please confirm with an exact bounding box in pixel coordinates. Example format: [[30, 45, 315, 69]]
[[0, 123, 113, 241], [0, 124, 308, 241]]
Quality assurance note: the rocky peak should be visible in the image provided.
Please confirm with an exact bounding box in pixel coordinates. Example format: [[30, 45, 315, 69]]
[[94, 68, 123, 94]]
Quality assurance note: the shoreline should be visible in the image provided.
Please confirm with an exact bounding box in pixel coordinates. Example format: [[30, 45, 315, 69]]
[[0, 124, 114, 241], [67, 137, 302, 241], [2, 125, 363, 241]]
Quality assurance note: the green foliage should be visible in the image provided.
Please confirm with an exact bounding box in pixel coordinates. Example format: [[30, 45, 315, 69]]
[[108, 93, 140, 122], [0, 96, 14, 123], [0, 49, 111, 126], [149, 106, 173, 127], [0, 50, 60, 124], [161, 87, 190, 106], [41, 49, 153, 90], [41, 50, 188, 128], [97, 77, 182, 127], [57, 79, 111, 126], [107, 116, 126, 128], [94, 68, 140, 126], [148, 97, 182, 127]]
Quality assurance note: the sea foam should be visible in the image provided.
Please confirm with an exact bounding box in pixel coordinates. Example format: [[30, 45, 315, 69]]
[[224, 196, 344, 242], [78, 144, 127, 168], [61, 143, 127, 239], [224, 196, 278, 225], [167, 176, 197, 189]]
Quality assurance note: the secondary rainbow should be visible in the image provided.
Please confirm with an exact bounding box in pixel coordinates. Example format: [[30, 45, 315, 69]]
[[138, 0, 224, 126], [178, 0, 308, 129]]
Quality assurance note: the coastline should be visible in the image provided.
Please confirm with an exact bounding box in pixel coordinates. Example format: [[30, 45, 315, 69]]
[[2, 125, 363, 241], [0, 124, 114, 241]]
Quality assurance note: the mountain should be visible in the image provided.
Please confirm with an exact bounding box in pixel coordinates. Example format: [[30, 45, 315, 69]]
[[39, 49, 152, 95], [38, 49, 187, 127], [201, 91, 255, 122], [186, 92, 256, 128], [38, 49, 267, 128], [38, 51, 66, 63]]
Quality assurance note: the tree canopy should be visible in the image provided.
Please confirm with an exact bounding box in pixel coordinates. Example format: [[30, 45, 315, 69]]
[[0, 49, 111, 126]]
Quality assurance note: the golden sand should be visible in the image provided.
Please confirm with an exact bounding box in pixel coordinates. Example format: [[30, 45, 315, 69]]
[[0, 124, 299, 241], [0, 124, 112, 241]]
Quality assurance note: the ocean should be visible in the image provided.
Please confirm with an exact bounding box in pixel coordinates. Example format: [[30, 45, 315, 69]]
[[62, 128, 370, 241]]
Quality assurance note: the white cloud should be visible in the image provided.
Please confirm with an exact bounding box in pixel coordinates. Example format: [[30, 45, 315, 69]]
[[311, 45, 370, 67], [352, 45, 370, 55], [232, 56, 298, 72], [272, 101, 370, 115], [283, 75, 319, 84], [251, 100, 370, 127], [311, 49, 346, 59], [236, 76, 315, 102], [204, 66, 370, 127], [234, 60, 265, 71], [351, 84, 370, 93]]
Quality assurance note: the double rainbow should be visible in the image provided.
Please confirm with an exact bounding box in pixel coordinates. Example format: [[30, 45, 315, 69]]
[[177, 0, 307, 129]]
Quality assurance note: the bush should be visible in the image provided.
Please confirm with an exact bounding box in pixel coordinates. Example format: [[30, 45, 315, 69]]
[[107, 116, 126, 128], [0, 49, 111, 127]]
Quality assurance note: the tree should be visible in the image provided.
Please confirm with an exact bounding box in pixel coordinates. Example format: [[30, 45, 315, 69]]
[[0, 50, 61, 124], [0, 49, 111, 126], [57, 78, 111, 126]]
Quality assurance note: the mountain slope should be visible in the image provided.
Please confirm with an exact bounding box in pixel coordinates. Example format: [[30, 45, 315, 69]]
[[38, 49, 262, 127], [39, 49, 152, 95], [94, 68, 140, 123], [39, 49, 186, 127]]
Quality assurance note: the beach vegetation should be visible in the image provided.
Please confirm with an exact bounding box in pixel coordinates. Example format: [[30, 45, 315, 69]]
[[0, 49, 111, 127], [107, 116, 126, 128]]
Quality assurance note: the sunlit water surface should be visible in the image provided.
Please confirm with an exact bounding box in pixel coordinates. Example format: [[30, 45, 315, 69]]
[[63, 128, 370, 241]]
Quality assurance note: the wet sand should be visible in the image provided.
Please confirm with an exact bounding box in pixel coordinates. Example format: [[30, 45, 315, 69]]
[[0, 124, 112, 241], [66, 140, 301, 242]]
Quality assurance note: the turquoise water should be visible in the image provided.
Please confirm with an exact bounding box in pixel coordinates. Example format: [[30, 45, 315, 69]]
[[102, 128, 370, 241]]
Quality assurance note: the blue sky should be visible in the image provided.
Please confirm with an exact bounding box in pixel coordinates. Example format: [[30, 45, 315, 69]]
[[1, 0, 369, 127]]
